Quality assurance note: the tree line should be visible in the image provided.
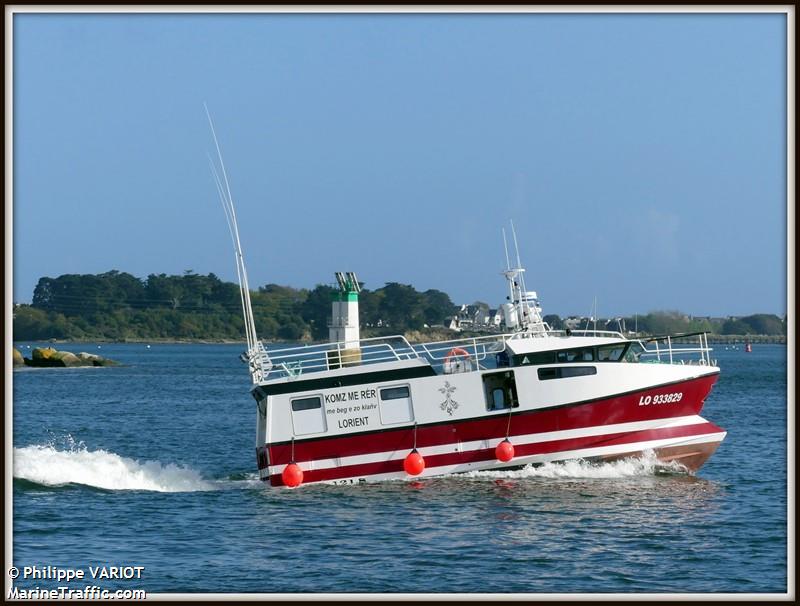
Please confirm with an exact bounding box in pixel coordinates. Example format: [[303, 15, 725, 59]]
[[13, 271, 786, 342], [13, 271, 458, 341], [542, 311, 786, 338]]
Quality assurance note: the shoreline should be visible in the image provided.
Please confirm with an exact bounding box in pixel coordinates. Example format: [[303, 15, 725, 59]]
[[12, 333, 787, 347], [14, 338, 251, 346]]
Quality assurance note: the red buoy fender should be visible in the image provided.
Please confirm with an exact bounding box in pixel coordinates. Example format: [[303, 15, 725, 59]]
[[496, 439, 515, 463], [282, 462, 304, 488], [404, 449, 425, 476]]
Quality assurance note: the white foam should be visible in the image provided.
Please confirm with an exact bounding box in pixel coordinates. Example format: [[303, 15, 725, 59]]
[[464, 450, 687, 480], [219, 473, 264, 491], [13, 443, 215, 493]]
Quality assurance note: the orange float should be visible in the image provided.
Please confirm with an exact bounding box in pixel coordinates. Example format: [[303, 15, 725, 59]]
[[282, 462, 303, 488], [403, 449, 425, 476], [495, 439, 515, 463]]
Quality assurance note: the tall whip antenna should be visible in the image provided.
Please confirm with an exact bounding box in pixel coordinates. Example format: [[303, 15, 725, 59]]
[[510, 219, 530, 329], [502, 227, 511, 271], [510, 219, 523, 272], [205, 104, 268, 383]]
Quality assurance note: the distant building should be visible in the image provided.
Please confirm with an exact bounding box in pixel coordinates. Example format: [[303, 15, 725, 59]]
[[446, 303, 501, 332], [563, 317, 584, 330]]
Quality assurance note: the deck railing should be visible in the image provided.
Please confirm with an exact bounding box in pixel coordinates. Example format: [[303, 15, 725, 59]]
[[543, 329, 625, 339], [253, 329, 716, 382], [259, 335, 420, 380], [412, 334, 510, 373], [637, 332, 716, 366]]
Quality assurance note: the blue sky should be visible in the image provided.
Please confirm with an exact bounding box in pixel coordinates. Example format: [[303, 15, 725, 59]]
[[11, 11, 787, 317]]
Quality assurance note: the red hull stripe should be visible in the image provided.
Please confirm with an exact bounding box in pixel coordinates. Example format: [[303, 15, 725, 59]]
[[266, 371, 719, 449], [510, 421, 723, 458], [268, 421, 723, 486], [265, 374, 718, 467]]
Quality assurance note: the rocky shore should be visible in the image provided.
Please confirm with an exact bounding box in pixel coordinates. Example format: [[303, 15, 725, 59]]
[[13, 347, 119, 368]]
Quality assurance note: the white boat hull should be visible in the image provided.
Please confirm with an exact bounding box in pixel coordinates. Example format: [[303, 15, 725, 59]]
[[256, 370, 723, 487]]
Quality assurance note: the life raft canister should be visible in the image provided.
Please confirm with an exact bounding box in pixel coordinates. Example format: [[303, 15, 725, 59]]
[[443, 347, 471, 374]]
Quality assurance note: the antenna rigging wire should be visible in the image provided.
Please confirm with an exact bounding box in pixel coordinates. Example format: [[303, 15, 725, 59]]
[[205, 104, 263, 377]]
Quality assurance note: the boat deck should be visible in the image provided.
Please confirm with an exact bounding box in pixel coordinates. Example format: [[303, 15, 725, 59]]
[[250, 330, 716, 384]]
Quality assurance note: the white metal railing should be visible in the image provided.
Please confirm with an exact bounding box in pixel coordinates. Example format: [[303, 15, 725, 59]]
[[261, 335, 419, 380], [637, 332, 716, 367], [412, 334, 510, 373], [542, 329, 626, 339], [256, 329, 717, 383]]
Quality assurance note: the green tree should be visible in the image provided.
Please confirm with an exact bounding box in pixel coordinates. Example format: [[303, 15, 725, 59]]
[[638, 311, 691, 335], [13, 305, 53, 340], [299, 285, 337, 340], [543, 314, 563, 330], [378, 283, 425, 331], [739, 314, 785, 335], [421, 289, 457, 326], [721, 319, 754, 335], [359, 289, 384, 327], [145, 273, 183, 309]]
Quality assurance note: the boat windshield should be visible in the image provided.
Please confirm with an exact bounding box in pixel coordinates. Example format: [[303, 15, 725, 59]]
[[597, 343, 627, 361], [624, 342, 645, 362]]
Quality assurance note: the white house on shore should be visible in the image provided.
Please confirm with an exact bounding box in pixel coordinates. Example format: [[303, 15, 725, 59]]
[[445, 304, 503, 332]]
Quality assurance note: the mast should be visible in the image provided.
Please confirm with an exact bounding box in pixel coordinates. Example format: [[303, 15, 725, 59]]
[[500, 221, 547, 336], [510, 220, 530, 330], [501, 227, 524, 332], [206, 105, 269, 384]]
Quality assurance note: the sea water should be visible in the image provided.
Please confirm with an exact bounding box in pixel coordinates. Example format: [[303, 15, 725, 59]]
[[10, 343, 788, 595]]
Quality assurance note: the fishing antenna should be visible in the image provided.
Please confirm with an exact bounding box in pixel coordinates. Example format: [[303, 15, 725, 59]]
[[510, 219, 530, 329], [205, 104, 268, 383], [510, 219, 523, 272], [502, 227, 511, 271]]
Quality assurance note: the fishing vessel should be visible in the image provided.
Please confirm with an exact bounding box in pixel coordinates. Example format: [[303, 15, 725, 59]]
[[208, 121, 726, 489]]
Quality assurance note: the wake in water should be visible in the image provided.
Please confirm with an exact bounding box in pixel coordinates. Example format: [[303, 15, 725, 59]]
[[12, 437, 260, 493], [463, 450, 689, 481], [14, 436, 687, 492]]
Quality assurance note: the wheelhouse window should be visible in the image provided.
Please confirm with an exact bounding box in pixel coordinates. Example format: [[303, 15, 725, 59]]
[[515, 351, 557, 366], [624, 342, 645, 362], [291, 395, 327, 435], [597, 344, 626, 362], [557, 348, 594, 363], [514, 342, 641, 367], [538, 366, 597, 380]]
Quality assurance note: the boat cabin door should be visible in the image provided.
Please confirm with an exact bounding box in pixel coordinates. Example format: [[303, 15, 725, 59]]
[[482, 371, 518, 411]]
